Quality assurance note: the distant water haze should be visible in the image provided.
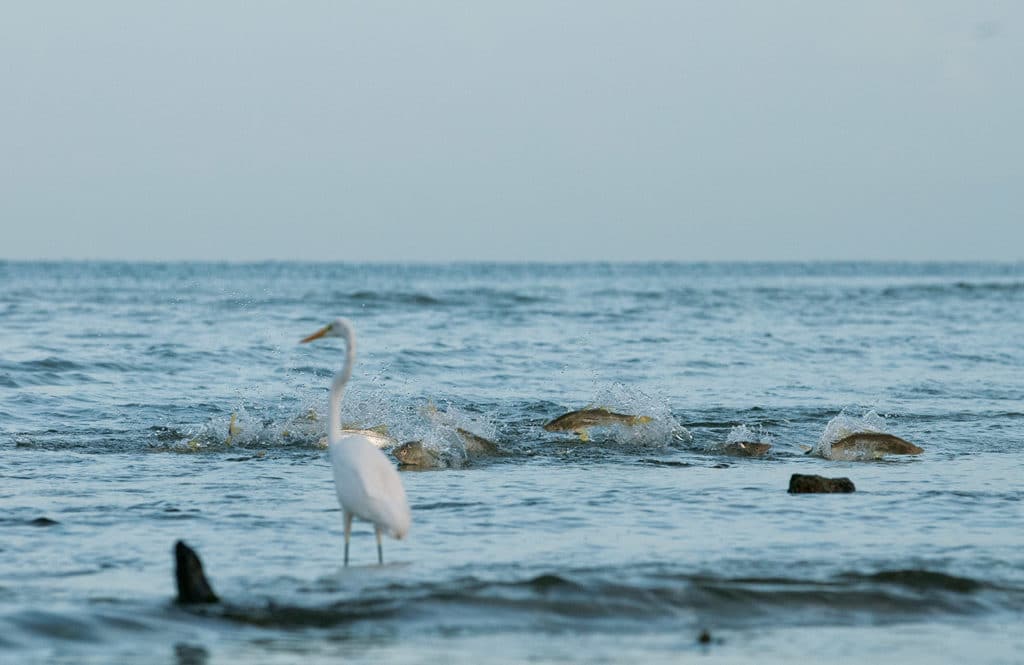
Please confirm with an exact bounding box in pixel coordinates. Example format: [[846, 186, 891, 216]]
[[1, 2, 1022, 261]]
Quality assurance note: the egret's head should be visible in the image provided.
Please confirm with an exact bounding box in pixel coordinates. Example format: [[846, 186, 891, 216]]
[[300, 317, 353, 344]]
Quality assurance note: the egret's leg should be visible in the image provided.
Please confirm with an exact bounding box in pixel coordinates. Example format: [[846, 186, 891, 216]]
[[343, 512, 353, 567], [375, 525, 383, 565]]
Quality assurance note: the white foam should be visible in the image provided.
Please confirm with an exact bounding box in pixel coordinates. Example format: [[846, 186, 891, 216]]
[[725, 424, 773, 445]]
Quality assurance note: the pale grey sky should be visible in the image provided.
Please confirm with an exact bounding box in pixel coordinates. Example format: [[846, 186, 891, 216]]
[[1, 2, 1021, 261]]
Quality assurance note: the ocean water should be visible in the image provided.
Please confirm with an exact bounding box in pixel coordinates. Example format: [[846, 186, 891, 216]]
[[1, 261, 1022, 664]]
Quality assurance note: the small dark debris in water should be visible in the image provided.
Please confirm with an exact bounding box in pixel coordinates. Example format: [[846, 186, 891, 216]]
[[697, 629, 724, 645], [863, 569, 982, 593], [712, 463, 730, 469], [640, 458, 692, 467], [529, 574, 576, 591], [30, 517, 59, 527], [788, 474, 856, 494], [225, 453, 266, 462], [174, 541, 219, 604], [174, 643, 210, 665]]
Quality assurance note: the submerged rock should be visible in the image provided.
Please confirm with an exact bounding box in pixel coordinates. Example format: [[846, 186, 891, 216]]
[[174, 541, 219, 604], [788, 474, 856, 494]]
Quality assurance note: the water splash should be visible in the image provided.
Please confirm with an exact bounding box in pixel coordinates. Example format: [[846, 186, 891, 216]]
[[405, 401, 502, 468], [812, 409, 890, 458], [725, 424, 773, 445], [589, 383, 691, 445]]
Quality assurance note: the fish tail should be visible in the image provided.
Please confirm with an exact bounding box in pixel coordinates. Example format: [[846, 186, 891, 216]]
[[226, 413, 241, 446]]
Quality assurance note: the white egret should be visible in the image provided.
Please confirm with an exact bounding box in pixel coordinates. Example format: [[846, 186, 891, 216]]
[[301, 318, 410, 565]]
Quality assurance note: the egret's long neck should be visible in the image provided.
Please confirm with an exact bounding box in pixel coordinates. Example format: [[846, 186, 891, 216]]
[[327, 329, 356, 446]]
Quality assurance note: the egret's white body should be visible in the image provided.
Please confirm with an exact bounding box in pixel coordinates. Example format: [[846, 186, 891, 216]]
[[329, 434, 410, 533], [302, 318, 410, 565]]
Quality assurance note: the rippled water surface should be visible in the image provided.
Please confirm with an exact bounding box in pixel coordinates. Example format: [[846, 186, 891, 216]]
[[2, 262, 1022, 664]]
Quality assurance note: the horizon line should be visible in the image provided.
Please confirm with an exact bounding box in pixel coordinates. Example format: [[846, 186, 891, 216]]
[[1, 257, 1022, 266]]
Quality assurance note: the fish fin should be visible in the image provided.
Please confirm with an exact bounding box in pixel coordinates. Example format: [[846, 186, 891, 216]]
[[799, 445, 812, 453], [225, 413, 240, 445], [367, 424, 389, 435], [576, 429, 591, 443], [632, 416, 653, 425]]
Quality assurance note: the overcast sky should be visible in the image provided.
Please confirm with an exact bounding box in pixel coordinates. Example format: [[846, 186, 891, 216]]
[[1, 2, 1020, 261]]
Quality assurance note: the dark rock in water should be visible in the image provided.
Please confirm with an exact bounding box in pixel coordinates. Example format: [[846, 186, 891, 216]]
[[698, 629, 712, 644], [30, 517, 59, 527], [174, 541, 219, 604], [788, 474, 856, 494]]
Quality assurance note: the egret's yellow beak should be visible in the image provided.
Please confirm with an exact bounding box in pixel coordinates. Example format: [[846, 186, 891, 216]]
[[300, 326, 330, 344]]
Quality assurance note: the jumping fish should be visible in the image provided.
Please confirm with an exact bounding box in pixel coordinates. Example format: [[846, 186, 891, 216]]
[[394, 429, 500, 470], [316, 425, 397, 450], [543, 408, 652, 441], [807, 433, 924, 460], [721, 441, 772, 457], [455, 427, 500, 456]]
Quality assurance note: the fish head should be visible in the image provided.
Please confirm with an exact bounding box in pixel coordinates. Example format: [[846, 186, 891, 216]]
[[740, 442, 772, 456], [394, 441, 432, 467]]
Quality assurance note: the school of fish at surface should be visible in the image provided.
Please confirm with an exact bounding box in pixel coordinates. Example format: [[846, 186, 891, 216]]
[[214, 405, 923, 470]]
